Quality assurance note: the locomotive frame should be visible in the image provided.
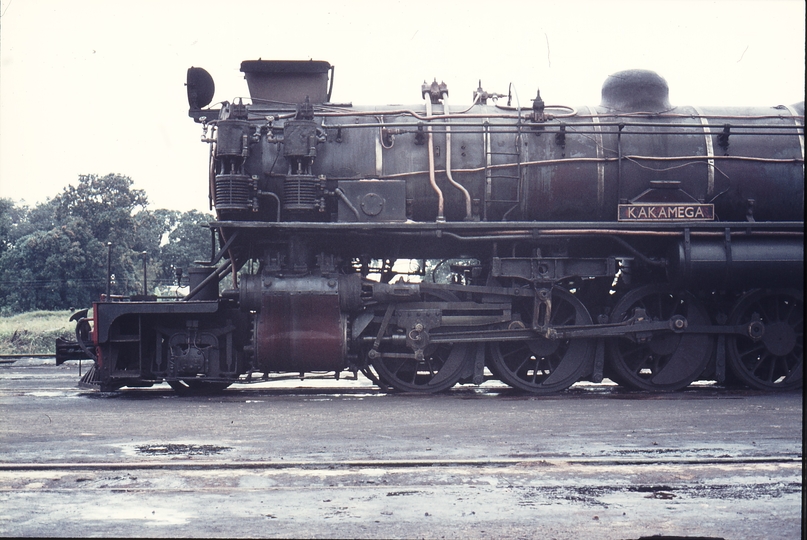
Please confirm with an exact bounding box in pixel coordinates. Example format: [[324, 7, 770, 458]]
[[59, 60, 804, 394]]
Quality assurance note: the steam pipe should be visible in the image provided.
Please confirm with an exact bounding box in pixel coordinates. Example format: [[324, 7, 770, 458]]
[[443, 95, 473, 220], [424, 98, 445, 222], [207, 127, 217, 211], [335, 188, 361, 220], [182, 260, 232, 301]]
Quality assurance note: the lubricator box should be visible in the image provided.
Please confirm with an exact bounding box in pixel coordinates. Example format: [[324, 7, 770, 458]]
[[336, 180, 407, 222]]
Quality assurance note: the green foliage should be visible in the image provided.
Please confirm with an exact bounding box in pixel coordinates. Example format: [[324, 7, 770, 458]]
[[0, 219, 105, 313], [0, 197, 29, 254], [160, 210, 214, 283], [54, 174, 148, 244], [0, 199, 14, 254], [0, 174, 213, 313]]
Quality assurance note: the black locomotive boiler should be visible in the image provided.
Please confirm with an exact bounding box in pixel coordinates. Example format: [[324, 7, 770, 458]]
[[61, 60, 804, 394]]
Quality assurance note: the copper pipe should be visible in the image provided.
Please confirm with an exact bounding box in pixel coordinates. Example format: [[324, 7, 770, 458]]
[[443, 96, 473, 220], [424, 98, 445, 222]]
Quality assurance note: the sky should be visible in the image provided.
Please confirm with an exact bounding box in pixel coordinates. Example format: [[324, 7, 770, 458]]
[[0, 0, 804, 212]]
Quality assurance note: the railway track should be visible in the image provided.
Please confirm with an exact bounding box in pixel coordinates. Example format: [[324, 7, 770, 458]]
[[1, 359, 801, 539], [0, 455, 800, 471], [1, 454, 800, 539]]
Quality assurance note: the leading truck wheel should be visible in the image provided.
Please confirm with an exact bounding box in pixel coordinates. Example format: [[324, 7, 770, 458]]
[[726, 289, 803, 391], [607, 285, 713, 391], [489, 288, 594, 394]]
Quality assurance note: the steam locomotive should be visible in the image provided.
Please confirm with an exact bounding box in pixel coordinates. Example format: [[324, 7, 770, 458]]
[[59, 60, 804, 393]]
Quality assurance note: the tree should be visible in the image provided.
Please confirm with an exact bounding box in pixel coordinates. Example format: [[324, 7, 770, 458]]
[[159, 210, 214, 287], [0, 198, 24, 254], [8, 199, 59, 242], [0, 218, 105, 312], [0, 174, 214, 311], [0, 174, 149, 310], [132, 209, 181, 259], [50, 174, 149, 297], [54, 173, 148, 246]]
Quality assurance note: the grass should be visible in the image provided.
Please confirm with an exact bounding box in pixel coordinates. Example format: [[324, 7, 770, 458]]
[[0, 311, 75, 355]]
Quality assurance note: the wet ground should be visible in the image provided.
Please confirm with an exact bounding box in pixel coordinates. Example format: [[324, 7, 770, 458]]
[[0, 358, 802, 539]]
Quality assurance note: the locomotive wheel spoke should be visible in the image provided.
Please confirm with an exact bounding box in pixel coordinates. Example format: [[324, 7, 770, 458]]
[[369, 290, 473, 393], [490, 288, 594, 394], [372, 342, 471, 393], [727, 289, 803, 391], [607, 285, 713, 391]]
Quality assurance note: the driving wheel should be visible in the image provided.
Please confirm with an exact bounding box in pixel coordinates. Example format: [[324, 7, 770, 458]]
[[490, 288, 594, 394], [726, 289, 803, 391], [607, 285, 712, 391]]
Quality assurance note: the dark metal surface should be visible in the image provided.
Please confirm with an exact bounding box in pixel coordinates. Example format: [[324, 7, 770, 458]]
[[726, 289, 803, 391], [607, 286, 714, 391], [489, 288, 595, 393], [253, 280, 345, 373], [185, 66, 215, 110], [62, 60, 804, 394], [668, 236, 804, 288], [240, 60, 331, 104], [336, 179, 407, 222]]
